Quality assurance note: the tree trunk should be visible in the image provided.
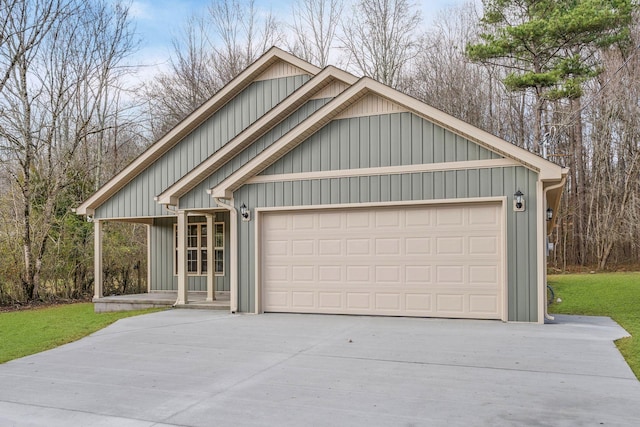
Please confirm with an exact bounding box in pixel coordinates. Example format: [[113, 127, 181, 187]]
[[573, 99, 587, 265]]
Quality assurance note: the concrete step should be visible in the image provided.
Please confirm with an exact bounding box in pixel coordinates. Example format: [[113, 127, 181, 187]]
[[94, 292, 230, 312], [174, 301, 230, 310]]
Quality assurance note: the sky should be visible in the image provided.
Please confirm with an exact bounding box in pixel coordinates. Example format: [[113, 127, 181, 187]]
[[128, 0, 474, 83]]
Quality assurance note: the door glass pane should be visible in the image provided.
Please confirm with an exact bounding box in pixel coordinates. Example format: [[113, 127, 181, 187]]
[[187, 225, 198, 248], [187, 249, 198, 273], [214, 249, 224, 274], [174, 225, 178, 274], [200, 225, 207, 248], [215, 223, 224, 248], [201, 249, 207, 273]]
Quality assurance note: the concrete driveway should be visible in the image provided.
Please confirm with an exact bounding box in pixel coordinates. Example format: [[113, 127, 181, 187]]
[[1, 311, 639, 427]]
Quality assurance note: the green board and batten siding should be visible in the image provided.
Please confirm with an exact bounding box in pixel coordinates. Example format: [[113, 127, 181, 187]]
[[93, 75, 311, 219], [259, 113, 501, 174], [179, 98, 331, 209], [228, 112, 539, 322], [180, 111, 502, 210]]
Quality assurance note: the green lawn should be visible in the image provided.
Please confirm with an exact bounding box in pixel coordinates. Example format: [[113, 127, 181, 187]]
[[0, 303, 163, 364], [548, 272, 640, 380]]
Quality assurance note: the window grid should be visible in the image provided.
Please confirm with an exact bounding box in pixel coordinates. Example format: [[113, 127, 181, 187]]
[[174, 222, 224, 276]]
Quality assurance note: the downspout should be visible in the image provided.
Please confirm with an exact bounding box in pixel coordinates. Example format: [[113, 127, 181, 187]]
[[212, 196, 238, 313], [160, 202, 182, 307], [543, 177, 567, 321]]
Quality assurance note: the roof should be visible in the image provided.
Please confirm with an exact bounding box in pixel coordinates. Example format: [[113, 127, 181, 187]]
[[77, 48, 567, 216], [76, 47, 321, 216], [156, 66, 358, 205], [209, 77, 567, 199]]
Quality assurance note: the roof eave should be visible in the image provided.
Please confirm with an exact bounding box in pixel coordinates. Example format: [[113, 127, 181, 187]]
[[75, 206, 94, 216]]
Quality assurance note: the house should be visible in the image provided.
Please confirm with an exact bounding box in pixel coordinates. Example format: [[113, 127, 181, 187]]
[[76, 47, 567, 323]]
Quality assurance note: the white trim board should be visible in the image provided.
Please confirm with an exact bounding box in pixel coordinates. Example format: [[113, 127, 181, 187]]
[[254, 196, 506, 213], [247, 159, 520, 185]]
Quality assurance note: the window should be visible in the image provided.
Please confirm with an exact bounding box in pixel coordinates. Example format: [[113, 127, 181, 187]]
[[174, 222, 224, 276]]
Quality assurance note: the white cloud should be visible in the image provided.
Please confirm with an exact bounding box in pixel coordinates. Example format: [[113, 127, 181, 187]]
[[129, 1, 153, 20]]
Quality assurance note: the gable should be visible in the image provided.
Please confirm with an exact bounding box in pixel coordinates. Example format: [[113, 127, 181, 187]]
[[77, 47, 321, 217], [153, 66, 359, 207], [79, 50, 565, 218], [254, 59, 310, 81], [309, 80, 351, 100], [209, 78, 566, 199], [94, 74, 311, 219], [333, 93, 407, 119]]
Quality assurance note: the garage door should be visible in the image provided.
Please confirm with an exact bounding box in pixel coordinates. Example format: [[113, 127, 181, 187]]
[[260, 203, 504, 319]]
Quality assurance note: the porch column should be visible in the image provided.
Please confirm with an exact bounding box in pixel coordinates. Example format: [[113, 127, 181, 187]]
[[176, 210, 188, 305], [93, 219, 103, 300], [146, 224, 152, 293], [206, 213, 215, 301]]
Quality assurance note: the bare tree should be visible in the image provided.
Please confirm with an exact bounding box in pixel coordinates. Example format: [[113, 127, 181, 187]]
[[0, 0, 137, 300], [143, 15, 223, 138], [0, 0, 64, 95], [577, 44, 640, 269], [407, 4, 489, 127], [142, 0, 283, 135], [208, 0, 283, 82], [339, 0, 421, 87], [288, 0, 343, 67]]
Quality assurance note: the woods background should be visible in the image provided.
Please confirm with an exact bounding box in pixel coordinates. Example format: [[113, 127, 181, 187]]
[[1, 0, 638, 304]]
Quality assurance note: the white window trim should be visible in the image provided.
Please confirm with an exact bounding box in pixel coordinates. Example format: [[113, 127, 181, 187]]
[[174, 222, 224, 277]]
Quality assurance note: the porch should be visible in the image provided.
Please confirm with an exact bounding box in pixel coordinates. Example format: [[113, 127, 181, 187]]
[[92, 209, 234, 313], [93, 291, 231, 312]]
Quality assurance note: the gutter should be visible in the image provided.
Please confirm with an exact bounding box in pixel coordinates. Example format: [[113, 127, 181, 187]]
[[158, 201, 183, 307], [161, 203, 181, 306]]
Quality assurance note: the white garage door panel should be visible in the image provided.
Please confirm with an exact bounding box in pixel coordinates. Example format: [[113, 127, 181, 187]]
[[261, 203, 503, 319]]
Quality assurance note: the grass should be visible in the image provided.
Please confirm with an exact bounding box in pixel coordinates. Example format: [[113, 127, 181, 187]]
[[548, 272, 640, 380], [0, 303, 163, 364]]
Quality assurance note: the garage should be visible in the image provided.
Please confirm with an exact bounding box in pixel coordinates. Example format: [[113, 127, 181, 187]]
[[260, 202, 505, 319]]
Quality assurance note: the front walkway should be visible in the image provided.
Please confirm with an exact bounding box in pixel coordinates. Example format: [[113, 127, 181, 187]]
[[1, 312, 639, 426]]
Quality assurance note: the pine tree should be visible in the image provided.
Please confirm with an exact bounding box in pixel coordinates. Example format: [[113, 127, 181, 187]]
[[466, 0, 633, 151]]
